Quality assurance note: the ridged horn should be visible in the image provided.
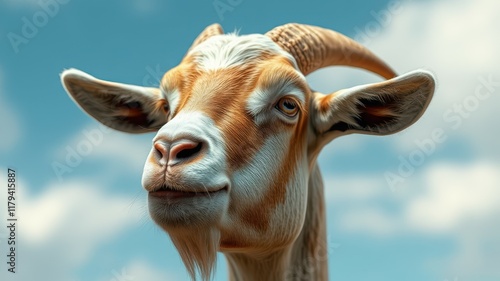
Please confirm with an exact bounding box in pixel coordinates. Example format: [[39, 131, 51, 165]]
[[266, 23, 396, 79], [188, 23, 224, 52]]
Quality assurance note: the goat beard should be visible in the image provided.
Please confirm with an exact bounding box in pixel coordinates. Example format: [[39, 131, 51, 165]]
[[167, 225, 220, 281]]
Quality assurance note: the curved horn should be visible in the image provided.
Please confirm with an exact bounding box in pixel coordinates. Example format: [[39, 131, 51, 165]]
[[266, 23, 396, 79], [188, 23, 224, 51]]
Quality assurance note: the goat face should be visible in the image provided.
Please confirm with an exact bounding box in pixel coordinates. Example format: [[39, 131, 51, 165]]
[[61, 23, 435, 278]]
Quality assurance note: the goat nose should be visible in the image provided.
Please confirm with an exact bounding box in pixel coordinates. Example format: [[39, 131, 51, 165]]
[[153, 139, 203, 166]]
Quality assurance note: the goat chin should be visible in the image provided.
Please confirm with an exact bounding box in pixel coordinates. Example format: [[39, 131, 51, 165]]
[[166, 225, 220, 281]]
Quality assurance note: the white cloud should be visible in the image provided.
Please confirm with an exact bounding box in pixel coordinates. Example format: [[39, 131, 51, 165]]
[[409, 162, 500, 277], [326, 161, 500, 277], [325, 162, 500, 234], [0, 172, 149, 281], [123, 260, 178, 281], [405, 162, 500, 233], [20, 180, 146, 247]]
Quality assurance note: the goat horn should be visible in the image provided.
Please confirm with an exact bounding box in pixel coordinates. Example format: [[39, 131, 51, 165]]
[[266, 23, 396, 79], [188, 23, 224, 52]]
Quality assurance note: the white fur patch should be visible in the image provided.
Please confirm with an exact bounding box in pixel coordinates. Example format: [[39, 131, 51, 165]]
[[188, 33, 298, 71], [220, 131, 308, 247], [230, 131, 290, 206], [268, 156, 308, 240]]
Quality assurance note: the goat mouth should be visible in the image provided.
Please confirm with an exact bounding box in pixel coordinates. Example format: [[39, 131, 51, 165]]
[[149, 185, 227, 200]]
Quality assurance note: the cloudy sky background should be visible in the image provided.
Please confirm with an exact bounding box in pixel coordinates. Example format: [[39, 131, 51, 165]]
[[0, 0, 499, 280]]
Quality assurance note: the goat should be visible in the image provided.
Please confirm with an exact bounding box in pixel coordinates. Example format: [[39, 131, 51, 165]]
[[61, 23, 435, 281]]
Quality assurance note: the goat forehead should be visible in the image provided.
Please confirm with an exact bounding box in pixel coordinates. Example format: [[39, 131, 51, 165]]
[[177, 68, 257, 116], [188, 33, 297, 71], [168, 61, 303, 116]]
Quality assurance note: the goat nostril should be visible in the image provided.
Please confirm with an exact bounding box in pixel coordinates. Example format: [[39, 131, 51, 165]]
[[154, 142, 167, 159], [177, 143, 203, 159], [169, 141, 203, 164]]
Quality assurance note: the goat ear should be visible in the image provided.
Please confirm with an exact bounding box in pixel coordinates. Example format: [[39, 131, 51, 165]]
[[61, 68, 169, 133], [312, 70, 435, 139]]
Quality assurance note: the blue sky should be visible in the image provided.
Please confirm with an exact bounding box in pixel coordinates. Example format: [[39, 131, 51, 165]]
[[1, 0, 499, 280]]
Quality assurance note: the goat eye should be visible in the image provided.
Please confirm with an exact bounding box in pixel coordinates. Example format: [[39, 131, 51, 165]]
[[163, 103, 170, 113], [276, 97, 299, 117]]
